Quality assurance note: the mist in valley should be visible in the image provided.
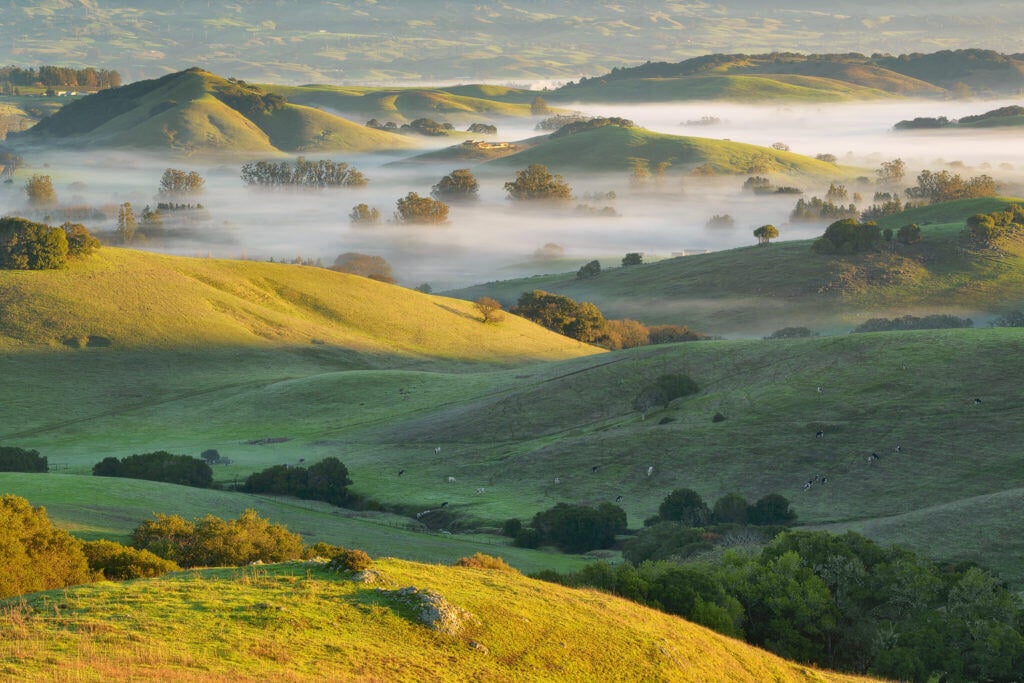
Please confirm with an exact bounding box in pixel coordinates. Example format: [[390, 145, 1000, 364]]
[[2, 98, 1022, 294]]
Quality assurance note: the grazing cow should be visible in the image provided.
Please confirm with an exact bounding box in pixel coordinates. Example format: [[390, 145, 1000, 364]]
[[475, 487, 485, 495], [817, 386, 823, 394], [815, 430, 824, 438], [973, 397, 983, 405], [554, 477, 562, 484], [441, 502, 449, 508], [867, 453, 879, 463], [615, 495, 623, 503], [803, 480, 812, 491], [591, 465, 600, 473], [646, 465, 654, 477], [894, 444, 902, 453], [446, 476, 456, 483], [434, 446, 442, 454], [398, 469, 405, 476], [821, 476, 828, 484]]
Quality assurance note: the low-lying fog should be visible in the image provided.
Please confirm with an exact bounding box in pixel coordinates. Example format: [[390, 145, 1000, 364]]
[[2, 99, 1022, 291]]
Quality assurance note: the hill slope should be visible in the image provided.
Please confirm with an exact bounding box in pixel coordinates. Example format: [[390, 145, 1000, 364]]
[[0, 248, 599, 363], [0, 558, 867, 682], [446, 197, 1024, 334], [9, 69, 413, 154]]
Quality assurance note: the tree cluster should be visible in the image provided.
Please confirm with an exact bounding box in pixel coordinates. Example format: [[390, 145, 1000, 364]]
[[0, 446, 48, 472], [851, 314, 973, 333], [404, 118, 454, 136], [240, 157, 367, 188], [510, 502, 627, 552], [92, 451, 214, 489], [158, 168, 205, 197], [549, 116, 634, 138], [811, 218, 881, 254], [790, 196, 859, 222], [394, 191, 449, 224], [538, 529, 1024, 681], [241, 457, 353, 507], [504, 164, 572, 201], [216, 79, 287, 117], [905, 169, 997, 203], [0, 216, 76, 270], [0, 65, 121, 89], [511, 289, 606, 342], [131, 509, 303, 568], [466, 122, 497, 135], [639, 488, 795, 536], [330, 252, 394, 283], [0, 495, 91, 599], [431, 169, 478, 202], [965, 204, 1024, 245]]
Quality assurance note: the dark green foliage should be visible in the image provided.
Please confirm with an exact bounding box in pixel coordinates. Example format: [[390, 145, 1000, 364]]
[[548, 116, 634, 138], [60, 222, 100, 257], [535, 114, 590, 131], [242, 456, 353, 507], [765, 326, 814, 339], [404, 118, 454, 135], [131, 509, 303, 568], [633, 373, 700, 412], [92, 451, 213, 488], [576, 259, 601, 279], [894, 116, 952, 129], [0, 216, 69, 270], [0, 446, 47, 472], [240, 157, 367, 188], [466, 122, 497, 134], [743, 176, 771, 192], [0, 65, 120, 89], [501, 518, 522, 537], [330, 252, 394, 282], [959, 105, 1024, 124], [530, 502, 627, 553], [216, 78, 287, 116], [747, 493, 796, 525], [990, 311, 1024, 327], [82, 539, 179, 580], [897, 223, 923, 244], [504, 164, 572, 201], [394, 191, 449, 224], [712, 493, 750, 524], [753, 224, 778, 245], [621, 252, 642, 266], [851, 314, 973, 333], [621, 523, 713, 564], [431, 168, 479, 202], [158, 168, 205, 197], [658, 488, 711, 526], [811, 218, 881, 254], [647, 325, 707, 344], [861, 195, 904, 222], [200, 449, 221, 464], [0, 495, 91, 599], [511, 290, 606, 342]]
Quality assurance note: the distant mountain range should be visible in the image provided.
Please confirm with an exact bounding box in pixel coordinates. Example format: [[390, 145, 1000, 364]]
[[1, 2, 1023, 83]]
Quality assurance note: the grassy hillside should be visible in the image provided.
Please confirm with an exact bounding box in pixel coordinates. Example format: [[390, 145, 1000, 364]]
[[550, 74, 896, 104], [0, 558, 869, 682], [482, 124, 858, 176], [264, 84, 537, 125], [446, 197, 1024, 334], [0, 248, 599, 362], [10, 69, 413, 154]]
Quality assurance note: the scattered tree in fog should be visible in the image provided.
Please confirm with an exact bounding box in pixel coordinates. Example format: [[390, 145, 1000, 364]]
[[905, 169, 996, 203], [24, 174, 56, 207], [861, 193, 903, 222], [330, 252, 395, 283], [466, 122, 497, 135], [240, 157, 367, 188], [815, 153, 837, 164], [473, 296, 505, 323], [431, 169, 479, 202], [394, 192, 449, 224], [824, 183, 848, 202], [533, 242, 565, 259], [771, 142, 790, 151], [414, 283, 433, 294], [753, 224, 779, 246], [791, 196, 858, 222], [116, 202, 137, 244], [706, 214, 734, 228], [622, 252, 643, 266], [530, 95, 551, 116], [349, 203, 381, 225], [158, 168, 205, 198], [876, 158, 906, 185], [505, 164, 572, 201], [577, 259, 601, 279]]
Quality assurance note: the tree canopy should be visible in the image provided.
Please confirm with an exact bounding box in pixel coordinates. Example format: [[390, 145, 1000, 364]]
[[504, 164, 572, 201], [431, 169, 479, 202], [395, 191, 449, 224]]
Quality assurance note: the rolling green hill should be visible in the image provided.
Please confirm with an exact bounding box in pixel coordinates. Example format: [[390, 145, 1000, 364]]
[[9, 69, 414, 154], [263, 84, 538, 125], [550, 74, 897, 104], [0, 248, 598, 362], [0, 559, 868, 682], [446, 197, 1024, 335]]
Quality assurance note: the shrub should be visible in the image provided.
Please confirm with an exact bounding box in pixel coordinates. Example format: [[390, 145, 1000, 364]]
[[329, 548, 373, 572], [82, 539, 179, 580], [765, 326, 814, 339], [0, 446, 47, 472], [634, 373, 701, 412], [455, 553, 517, 572], [330, 252, 394, 282], [851, 314, 973, 333], [0, 495, 91, 599], [511, 290, 606, 343], [92, 451, 213, 488], [302, 542, 347, 559], [131, 509, 303, 568], [622, 523, 713, 564]]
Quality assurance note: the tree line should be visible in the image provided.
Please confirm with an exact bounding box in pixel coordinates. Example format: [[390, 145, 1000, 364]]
[[0, 216, 100, 270], [0, 65, 121, 89]]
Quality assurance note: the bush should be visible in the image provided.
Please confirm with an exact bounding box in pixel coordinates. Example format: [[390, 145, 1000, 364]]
[[329, 548, 373, 572], [242, 457, 353, 507], [634, 373, 701, 412], [811, 218, 881, 254], [61, 222, 100, 257], [576, 259, 601, 279], [851, 314, 973, 333], [0, 216, 69, 270], [131, 509, 303, 568], [82, 539, 179, 580], [455, 553, 517, 572], [530, 502, 627, 553], [0, 495, 91, 599], [92, 451, 213, 488], [0, 446, 48, 472], [765, 326, 814, 339], [621, 523, 713, 564]]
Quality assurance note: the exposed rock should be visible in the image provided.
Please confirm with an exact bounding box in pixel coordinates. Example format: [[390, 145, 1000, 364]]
[[378, 585, 478, 635]]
